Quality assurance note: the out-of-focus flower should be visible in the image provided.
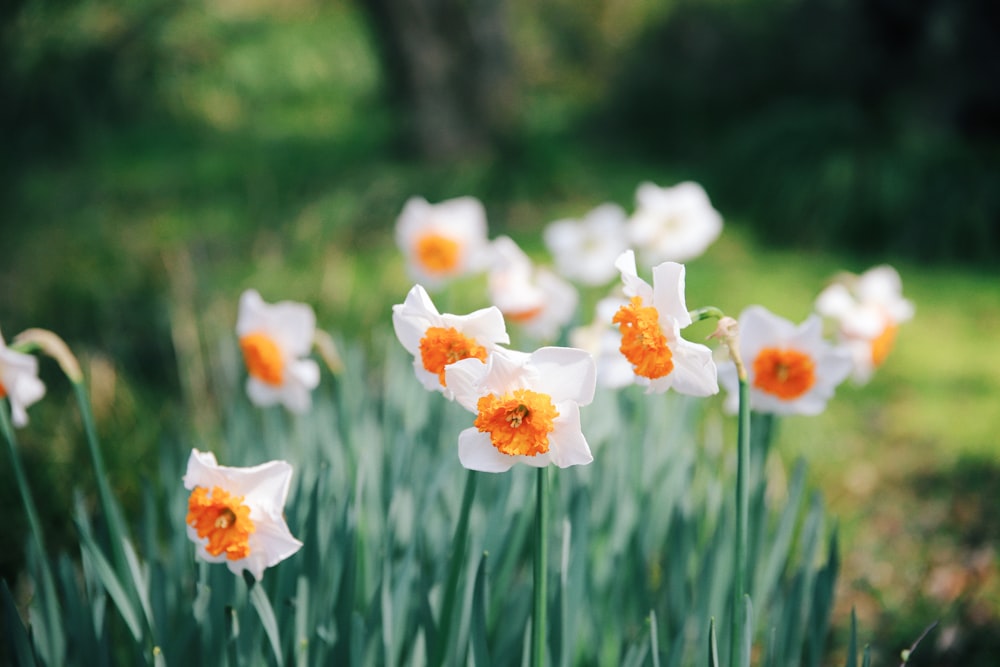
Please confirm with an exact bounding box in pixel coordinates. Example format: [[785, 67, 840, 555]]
[[543, 203, 629, 286], [395, 196, 491, 288], [445, 346, 596, 473], [0, 331, 45, 428], [608, 250, 718, 395], [814, 265, 914, 383], [627, 181, 723, 265], [183, 449, 302, 580], [392, 284, 509, 400], [236, 290, 320, 414], [487, 236, 578, 341], [719, 306, 853, 415]]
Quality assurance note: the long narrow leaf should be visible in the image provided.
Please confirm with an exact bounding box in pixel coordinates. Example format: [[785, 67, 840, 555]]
[[79, 532, 144, 642], [470, 552, 492, 667], [2, 579, 37, 666], [249, 581, 285, 667]]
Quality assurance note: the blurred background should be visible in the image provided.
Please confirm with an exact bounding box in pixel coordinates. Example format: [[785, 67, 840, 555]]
[[1, 0, 999, 664]]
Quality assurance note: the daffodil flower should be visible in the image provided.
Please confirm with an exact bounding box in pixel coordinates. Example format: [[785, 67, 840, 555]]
[[395, 196, 491, 288], [719, 306, 853, 415], [236, 290, 320, 414], [0, 331, 45, 428], [487, 236, 578, 342], [814, 265, 914, 384], [444, 347, 596, 472], [543, 203, 629, 286], [183, 449, 302, 580], [627, 181, 723, 265], [392, 284, 510, 400], [569, 293, 637, 390], [608, 250, 718, 395]]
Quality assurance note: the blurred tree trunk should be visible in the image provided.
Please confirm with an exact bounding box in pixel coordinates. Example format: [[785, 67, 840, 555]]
[[357, 0, 519, 160]]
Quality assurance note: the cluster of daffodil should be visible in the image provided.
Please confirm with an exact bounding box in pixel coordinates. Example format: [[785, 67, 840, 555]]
[[0, 179, 913, 666]]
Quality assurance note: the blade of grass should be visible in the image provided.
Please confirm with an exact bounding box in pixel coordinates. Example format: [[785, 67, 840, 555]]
[[248, 578, 285, 667], [471, 552, 492, 667]]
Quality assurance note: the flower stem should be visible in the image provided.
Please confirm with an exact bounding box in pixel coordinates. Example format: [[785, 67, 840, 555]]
[[532, 466, 549, 667], [730, 373, 751, 667], [432, 469, 478, 667]]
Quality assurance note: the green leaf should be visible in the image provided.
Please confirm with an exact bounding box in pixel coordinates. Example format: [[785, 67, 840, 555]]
[[471, 552, 492, 667], [78, 530, 144, 642], [2, 579, 38, 666], [740, 595, 754, 667], [249, 580, 285, 667], [708, 618, 719, 667]]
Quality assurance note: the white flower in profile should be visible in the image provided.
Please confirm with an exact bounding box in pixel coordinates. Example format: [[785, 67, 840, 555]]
[[183, 449, 302, 580], [395, 196, 491, 288], [609, 250, 718, 396], [0, 331, 45, 428], [487, 236, 578, 342], [814, 265, 914, 384], [236, 290, 320, 414], [627, 181, 723, 265], [392, 284, 510, 400], [543, 203, 630, 286], [445, 346, 596, 473], [718, 306, 853, 415]]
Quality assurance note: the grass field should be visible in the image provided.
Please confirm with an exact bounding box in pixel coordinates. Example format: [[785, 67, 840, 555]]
[[3, 1, 1000, 663]]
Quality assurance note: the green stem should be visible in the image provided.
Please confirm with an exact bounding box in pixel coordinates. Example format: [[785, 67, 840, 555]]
[[532, 467, 549, 667], [432, 469, 478, 667], [0, 402, 66, 662], [730, 376, 751, 667]]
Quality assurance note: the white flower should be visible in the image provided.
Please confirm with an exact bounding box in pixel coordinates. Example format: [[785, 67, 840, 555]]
[[445, 347, 596, 473], [487, 236, 578, 342], [608, 250, 718, 396], [183, 449, 302, 580], [395, 196, 491, 288], [543, 203, 629, 286], [719, 306, 853, 415], [0, 332, 45, 428], [815, 265, 914, 383], [627, 181, 723, 265], [392, 284, 509, 400], [236, 290, 320, 414]]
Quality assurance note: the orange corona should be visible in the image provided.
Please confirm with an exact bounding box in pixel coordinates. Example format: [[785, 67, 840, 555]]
[[186, 486, 255, 560], [870, 323, 898, 367], [752, 348, 816, 400], [419, 327, 488, 386], [240, 332, 284, 385], [613, 297, 674, 379], [415, 233, 461, 274], [474, 389, 558, 457]]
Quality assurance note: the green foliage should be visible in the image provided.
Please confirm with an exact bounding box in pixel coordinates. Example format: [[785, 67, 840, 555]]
[[3, 336, 847, 665]]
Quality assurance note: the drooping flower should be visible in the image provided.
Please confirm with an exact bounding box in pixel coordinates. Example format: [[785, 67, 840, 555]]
[[392, 284, 510, 400], [183, 449, 302, 580], [814, 265, 914, 384], [236, 290, 320, 414], [627, 181, 723, 265], [395, 196, 491, 288], [543, 203, 630, 286], [487, 236, 578, 342], [718, 306, 853, 415], [607, 250, 718, 395], [445, 346, 596, 473], [0, 331, 45, 428]]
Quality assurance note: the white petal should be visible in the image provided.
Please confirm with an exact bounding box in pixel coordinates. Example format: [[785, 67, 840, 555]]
[[530, 347, 596, 406], [651, 261, 692, 328], [246, 378, 282, 408], [457, 429, 516, 472], [547, 403, 593, 468], [444, 356, 491, 413], [666, 338, 719, 397]]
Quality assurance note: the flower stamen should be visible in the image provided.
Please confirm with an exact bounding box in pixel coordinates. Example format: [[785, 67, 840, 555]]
[[613, 296, 675, 379], [475, 389, 558, 457], [419, 327, 488, 386], [187, 486, 255, 560], [752, 347, 816, 399]]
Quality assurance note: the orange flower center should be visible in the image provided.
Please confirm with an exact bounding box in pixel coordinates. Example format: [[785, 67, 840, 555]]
[[415, 233, 461, 274], [419, 327, 488, 386], [504, 305, 544, 323], [474, 388, 559, 457], [612, 296, 674, 379], [752, 348, 816, 400], [240, 332, 284, 386], [186, 486, 255, 560], [871, 323, 898, 367], [0, 380, 6, 399]]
